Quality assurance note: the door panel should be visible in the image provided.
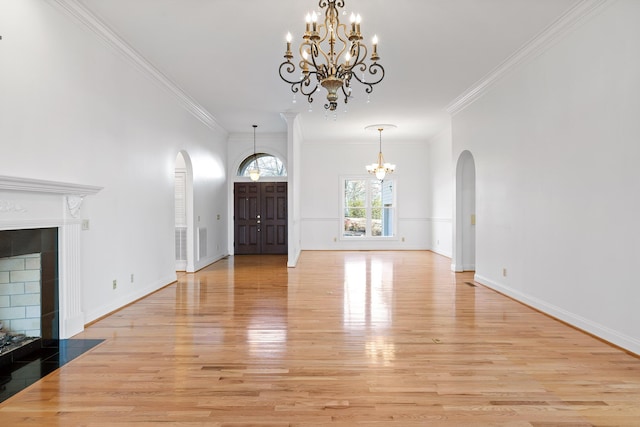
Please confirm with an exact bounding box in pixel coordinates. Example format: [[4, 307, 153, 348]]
[[261, 182, 287, 254], [234, 183, 261, 254], [234, 182, 287, 255]]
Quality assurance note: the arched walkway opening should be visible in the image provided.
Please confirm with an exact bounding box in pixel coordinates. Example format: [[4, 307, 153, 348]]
[[454, 150, 476, 272], [174, 151, 195, 272]]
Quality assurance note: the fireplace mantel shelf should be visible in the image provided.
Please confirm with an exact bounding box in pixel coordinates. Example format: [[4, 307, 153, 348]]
[[0, 175, 103, 196]]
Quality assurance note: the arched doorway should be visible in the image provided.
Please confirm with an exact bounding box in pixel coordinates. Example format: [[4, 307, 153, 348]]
[[174, 151, 195, 272], [234, 153, 288, 255], [454, 150, 476, 272]]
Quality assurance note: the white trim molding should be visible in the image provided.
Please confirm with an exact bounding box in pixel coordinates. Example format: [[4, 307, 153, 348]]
[[446, 0, 614, 115], [48, 0, 223, 132], [474, 274, 640, 356], [0, 175, 102, 195]]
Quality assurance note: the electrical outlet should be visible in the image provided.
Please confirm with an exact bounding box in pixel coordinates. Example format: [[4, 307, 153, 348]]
[[130, 274, 134, 283], [502, 268, 507, 277], [112, 280, 117, 290]]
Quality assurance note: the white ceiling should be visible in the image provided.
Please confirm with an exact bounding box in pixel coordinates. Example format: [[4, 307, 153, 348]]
[[77, 0, 578, 142]]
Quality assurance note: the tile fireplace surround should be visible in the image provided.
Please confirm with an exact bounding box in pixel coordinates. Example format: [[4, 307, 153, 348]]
[[0, 175, 102, 340]]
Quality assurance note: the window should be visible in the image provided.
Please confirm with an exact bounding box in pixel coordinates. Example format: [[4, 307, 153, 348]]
[[238, 154, 287, 178], [342, 178, 396, 238]]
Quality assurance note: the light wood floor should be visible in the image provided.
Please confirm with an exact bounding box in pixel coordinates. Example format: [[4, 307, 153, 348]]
[[1, 251, 639, 426]]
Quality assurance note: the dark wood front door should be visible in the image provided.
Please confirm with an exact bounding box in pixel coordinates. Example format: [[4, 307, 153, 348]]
[[234, 182, 287, 255]]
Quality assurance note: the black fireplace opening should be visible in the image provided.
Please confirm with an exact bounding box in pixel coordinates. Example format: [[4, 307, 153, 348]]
[[0, 228, 58, 366]]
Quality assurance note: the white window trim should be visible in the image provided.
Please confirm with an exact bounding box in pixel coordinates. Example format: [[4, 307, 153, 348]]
[[340, 175, 398, 241]]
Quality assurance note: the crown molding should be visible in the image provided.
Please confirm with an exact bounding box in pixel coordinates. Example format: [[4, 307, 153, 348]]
[[49, 0, 222, 132], [446, 0, 614, 116]]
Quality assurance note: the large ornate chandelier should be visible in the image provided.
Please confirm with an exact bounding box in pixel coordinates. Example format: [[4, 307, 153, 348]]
[[279, 0, 385, 111]]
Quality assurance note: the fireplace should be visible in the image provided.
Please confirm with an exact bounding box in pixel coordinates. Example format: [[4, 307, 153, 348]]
[[0, 228, 58, 365], [0, 175, 102, 364]]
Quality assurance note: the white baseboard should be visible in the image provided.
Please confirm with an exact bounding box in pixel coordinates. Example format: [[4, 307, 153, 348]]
[[288, 248, 301, 267], [430, 248, 452, 259], [84, 273, 177, 324], [194, 253, 227, 272], [474, 274, 640, 355]]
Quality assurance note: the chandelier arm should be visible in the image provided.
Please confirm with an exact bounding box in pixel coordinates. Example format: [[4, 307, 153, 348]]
[[349, 63, 385, 93], [349, 70, 374, 93], [279, 60, 321, 104], [339, 83, 350, 104], [308, 43, 324, 79], [298, 73, 320, 97], [367, 62, 385, 85], [319, 0, 345, 9], [311, 39, 331, 75], [334, 22, 350, 67], [278, 60, 301, 86], [299, 41, 317, 75], [351, 42, 369, 73]]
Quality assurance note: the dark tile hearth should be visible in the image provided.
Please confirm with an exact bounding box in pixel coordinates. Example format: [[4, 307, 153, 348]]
[[0, 339, 103, 403]]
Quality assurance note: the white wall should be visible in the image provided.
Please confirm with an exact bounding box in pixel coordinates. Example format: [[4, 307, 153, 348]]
[[300, 136, 431, 250], [427, 125, 453, 258], [452, 0, 640, 353], [0, 1, 228, 325]]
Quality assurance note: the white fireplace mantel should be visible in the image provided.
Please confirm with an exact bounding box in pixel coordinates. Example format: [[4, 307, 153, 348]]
[[0, 175, 103, 196], [0, 175, 103, 339]]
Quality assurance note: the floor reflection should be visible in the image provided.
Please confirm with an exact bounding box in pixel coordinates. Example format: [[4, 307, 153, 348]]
[[343, 254, 396, 365], [343, 254, 394, 330]]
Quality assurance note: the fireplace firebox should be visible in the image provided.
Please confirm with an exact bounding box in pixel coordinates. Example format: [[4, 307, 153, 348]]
[[0, 228, 58, 367]]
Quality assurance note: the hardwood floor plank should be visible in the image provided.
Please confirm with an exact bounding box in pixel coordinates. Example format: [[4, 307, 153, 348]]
[[1, 251, 639, 425]]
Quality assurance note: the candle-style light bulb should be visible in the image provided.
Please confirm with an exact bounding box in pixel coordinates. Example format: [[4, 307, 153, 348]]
[[285, 32, 292, 56], [372, 35, 379, 60]]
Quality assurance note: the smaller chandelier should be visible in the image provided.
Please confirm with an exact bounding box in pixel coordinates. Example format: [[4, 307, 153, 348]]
[[249, 125, 260, 182], [279, 0, 385, 111], [365, 124, 396, 181]]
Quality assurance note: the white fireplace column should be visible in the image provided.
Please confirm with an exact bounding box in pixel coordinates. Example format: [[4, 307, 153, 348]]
[[0, 176, 102, 339], [60, 212, 84, 338]]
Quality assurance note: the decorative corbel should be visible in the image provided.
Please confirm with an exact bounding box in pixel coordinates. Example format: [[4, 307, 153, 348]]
[[66, 195, 84, 218]]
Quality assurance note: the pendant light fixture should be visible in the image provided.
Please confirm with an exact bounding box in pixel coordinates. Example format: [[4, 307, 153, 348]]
[[365, 124, 396, 181], [249, 124, 260, 182]]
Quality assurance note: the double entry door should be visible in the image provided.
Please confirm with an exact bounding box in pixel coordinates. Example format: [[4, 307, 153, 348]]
[[234, 182, 287, 255]]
